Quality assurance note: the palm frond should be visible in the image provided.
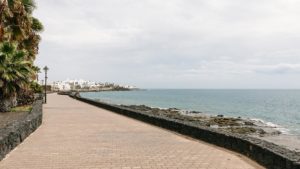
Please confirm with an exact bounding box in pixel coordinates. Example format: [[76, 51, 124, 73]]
[[1, 42, 15, 54], [31, 17, 43, 32], [21, 0, 35, 13]]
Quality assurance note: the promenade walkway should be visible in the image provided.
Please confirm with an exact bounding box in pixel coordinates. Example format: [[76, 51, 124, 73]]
[[0, 94, 263, 169]]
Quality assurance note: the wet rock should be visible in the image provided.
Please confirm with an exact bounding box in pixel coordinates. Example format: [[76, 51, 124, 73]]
[[244, 121, 255, 126], [258, 129, 267, 135], [270, 130, 281, 135], [208, 117, 241, 127], [168, 108, 180, 112], [190, 111, 202, 114], [119, 104, 280, 137], [228, 127, 258, 134]]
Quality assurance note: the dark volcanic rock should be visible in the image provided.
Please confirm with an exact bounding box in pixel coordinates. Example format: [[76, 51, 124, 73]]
[[0, 99, 43, 161], [208, 117, 241, 127], [119, 105, 273, 136]]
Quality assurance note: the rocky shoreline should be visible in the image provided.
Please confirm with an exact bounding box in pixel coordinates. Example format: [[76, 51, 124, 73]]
[[120, 104, 282, 137], [119, 104, 300, 153]]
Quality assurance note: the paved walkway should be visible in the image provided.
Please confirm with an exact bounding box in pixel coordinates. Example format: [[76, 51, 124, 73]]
[[0, 94, 264, 169]]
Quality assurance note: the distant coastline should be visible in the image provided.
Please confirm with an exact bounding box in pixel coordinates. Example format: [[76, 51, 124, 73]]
[[56, 88, 142, 95], [69, 88, 139, 93], [47, 79, 138, 92]]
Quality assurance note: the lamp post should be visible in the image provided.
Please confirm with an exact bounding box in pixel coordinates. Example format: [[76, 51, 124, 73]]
[[43, 66, 49, 103]]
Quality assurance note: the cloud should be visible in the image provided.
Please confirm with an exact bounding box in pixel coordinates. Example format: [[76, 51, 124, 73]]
[[33, 0, 300, 88], [254, 64, 300, 74]]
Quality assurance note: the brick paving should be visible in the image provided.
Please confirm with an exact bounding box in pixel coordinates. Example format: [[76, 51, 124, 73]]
[[0, 94, 264, 169]]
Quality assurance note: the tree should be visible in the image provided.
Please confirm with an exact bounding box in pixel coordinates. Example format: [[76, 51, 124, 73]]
[[0, 0, 43, 57], [0, 42, 34, 112], [0, 0, 7, 40], [0, 0, 43, 111]]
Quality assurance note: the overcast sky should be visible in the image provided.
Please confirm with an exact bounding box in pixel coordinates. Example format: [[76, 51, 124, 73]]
[[34, 0, 300, 89]]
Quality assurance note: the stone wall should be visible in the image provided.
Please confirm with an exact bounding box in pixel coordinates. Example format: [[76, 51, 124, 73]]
[[71, 95, 300, 169], [0, 99, 43, 161]]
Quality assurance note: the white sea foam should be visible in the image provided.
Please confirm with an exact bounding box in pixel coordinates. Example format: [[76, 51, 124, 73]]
[[250, 118, 290, 134]]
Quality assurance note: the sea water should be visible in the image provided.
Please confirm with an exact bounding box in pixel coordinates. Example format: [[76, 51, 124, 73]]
[[81, 89, 300, 135]]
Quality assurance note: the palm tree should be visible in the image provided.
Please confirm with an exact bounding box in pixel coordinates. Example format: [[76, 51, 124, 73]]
[[0, 0, 7, 41], [0, 42, 34, 112], [0, 0, 43, 110], [0, 0, 43, 56], [3, 0, 30, 41], [32, 65, 40, 81]]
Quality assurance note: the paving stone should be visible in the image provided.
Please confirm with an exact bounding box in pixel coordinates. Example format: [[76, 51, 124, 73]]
[[0, 94, 264, 169]]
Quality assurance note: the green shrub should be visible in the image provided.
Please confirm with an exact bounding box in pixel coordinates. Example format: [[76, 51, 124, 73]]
[[30, 82, 43, 93], [17, 82, 43, 106], [17, 89, 35, 106]]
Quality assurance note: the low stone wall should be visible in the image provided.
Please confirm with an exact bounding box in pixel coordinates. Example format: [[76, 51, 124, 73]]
[[0, 99, 43, 161], [71, 95, 300, 169]]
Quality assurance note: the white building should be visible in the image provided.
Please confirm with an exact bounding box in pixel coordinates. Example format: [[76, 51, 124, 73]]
[[50, 79, 137, 91], [52, 81, 71, 91]]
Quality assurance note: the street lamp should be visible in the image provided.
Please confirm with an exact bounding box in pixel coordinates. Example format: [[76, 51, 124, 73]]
[[43, 66, 49, 103]]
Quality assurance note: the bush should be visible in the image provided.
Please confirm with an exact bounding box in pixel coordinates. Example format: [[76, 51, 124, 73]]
[[17, 82, 42, 106], [17, 89, 35, 106], [30, 82, 43, 93]]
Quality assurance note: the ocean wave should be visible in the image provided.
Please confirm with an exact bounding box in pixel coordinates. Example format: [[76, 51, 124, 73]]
[[250, 118, 290, 134]]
